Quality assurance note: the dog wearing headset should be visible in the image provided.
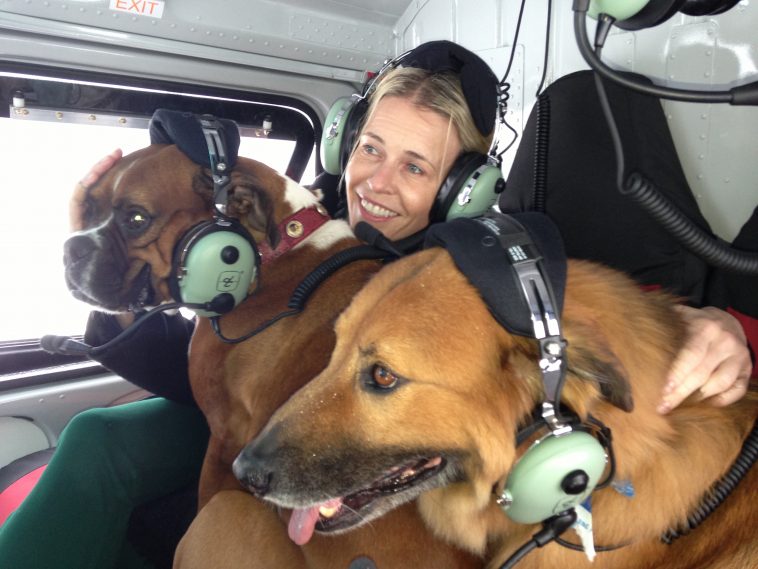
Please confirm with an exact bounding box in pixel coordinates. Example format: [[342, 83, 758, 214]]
[[61, 118, 483, 569], [64, 113, 260, 315], [175, 42, 505, 569], [61, 42, 504, 567], [58, 112, 484, 569], [231, 212, 757, 569]]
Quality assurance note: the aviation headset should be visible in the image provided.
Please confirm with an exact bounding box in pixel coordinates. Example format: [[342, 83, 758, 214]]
[[321, 40, 506, 223], [424, 213, 611, 525], [577, 0, 758, 275], [589, 0, 742, 30], [149, 109, 259, 317], [581, 0, 758, 106]]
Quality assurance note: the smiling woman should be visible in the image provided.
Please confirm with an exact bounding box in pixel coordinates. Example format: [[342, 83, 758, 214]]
[[345, 95, 462, 240], [343, 65, 495, 242]]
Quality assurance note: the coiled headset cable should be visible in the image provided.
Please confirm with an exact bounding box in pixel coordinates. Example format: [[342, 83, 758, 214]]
[[575, 4, 758, 274]]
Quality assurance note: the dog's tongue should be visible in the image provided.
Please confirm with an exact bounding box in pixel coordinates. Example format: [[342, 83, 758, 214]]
[[288, 506, 320, 545], [288, 498, 342, 545]]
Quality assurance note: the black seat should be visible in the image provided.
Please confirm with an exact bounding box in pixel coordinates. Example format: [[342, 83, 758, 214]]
[[500, 69, 714, 303]]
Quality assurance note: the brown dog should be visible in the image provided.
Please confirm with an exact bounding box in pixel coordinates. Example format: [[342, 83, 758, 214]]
[[65, 145, 218, 311], [234, 246, 757, 569], [65, 144, 480, 568], [174, 161, 480, 569]]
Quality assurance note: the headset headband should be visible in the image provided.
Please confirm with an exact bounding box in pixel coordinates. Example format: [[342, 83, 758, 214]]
[[366, 40, 500, 137], [424, 212, 570, 430], [198, 115, 233, 215], [148, 108, 242, 218], [148, 109, 241, 170]]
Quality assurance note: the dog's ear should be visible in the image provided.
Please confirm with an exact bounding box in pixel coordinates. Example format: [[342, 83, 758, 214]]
[[227, 183, 280, 249], [565, 320, 634, 412]]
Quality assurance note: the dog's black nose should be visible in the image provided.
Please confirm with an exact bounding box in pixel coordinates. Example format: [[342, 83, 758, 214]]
[[232, 425, 281, 497], [233, 454, 272, 496], [64, 234, 97, 265]]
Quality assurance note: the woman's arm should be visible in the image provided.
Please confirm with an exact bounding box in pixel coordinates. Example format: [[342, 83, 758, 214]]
[[84, 310, 197, 405]]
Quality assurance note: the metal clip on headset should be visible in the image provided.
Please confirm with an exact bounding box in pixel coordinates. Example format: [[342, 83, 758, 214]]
[[199, 115, 232, 216], [505, 242, 570, 435]]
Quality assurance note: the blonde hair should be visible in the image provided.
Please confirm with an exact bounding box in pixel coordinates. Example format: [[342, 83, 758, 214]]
[[360, 67, 492, 155]]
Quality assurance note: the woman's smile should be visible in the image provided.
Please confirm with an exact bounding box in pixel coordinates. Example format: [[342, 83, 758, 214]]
[[344, 95, 461, 241], [358, 194, 399, 220]]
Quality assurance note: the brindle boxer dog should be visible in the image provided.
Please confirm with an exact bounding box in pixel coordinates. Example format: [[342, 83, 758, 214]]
[[65, 143, 480, 568], [65, 145, 215, 311], [234, 247, 757, 569]]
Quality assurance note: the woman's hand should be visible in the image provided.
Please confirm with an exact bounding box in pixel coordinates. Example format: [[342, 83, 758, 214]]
[[658, 305, 752, 413], [69, 148, 123, 231]]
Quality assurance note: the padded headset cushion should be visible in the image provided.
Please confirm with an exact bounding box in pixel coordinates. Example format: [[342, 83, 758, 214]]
[[402, 40, 500, 137], [588, 0, 650, 21], [680, 0, 741, 16], [424, 212, 567, 337], [320, 96, 367, 176], [149, 109, 240, 168], [337, 97, 368, 173], [321, 97, 353, 175], [502, 430, 607, 523], [432, 152, 484, 222]]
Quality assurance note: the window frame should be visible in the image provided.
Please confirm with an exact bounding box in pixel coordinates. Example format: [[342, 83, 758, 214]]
[[0, 61, 323, 387]]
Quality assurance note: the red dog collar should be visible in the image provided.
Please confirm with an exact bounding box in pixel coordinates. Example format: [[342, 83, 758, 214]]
[[258, 204, 331, 264]]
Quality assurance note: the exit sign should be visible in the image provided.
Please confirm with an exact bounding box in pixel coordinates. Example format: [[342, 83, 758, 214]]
[[109, 0, 165, 18]]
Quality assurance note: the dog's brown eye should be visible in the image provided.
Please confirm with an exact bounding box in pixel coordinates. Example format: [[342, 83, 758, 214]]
[[126, 210, 150, 231], [371, 365, 398, 389]]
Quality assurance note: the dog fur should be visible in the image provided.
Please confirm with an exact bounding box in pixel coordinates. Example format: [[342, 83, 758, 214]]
[[65, 145, 217, 311], [235, 246, 757, 569], [65, 143, 479, 568], [175, 160, 480, 569]]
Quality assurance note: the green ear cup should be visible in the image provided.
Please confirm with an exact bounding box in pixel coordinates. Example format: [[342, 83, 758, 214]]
[[588, 0, 650, 20], [499, 430, 607, 524], [177, 230, 257, 317], [320, 96, 355, 175], [445, 164, 503, 220]]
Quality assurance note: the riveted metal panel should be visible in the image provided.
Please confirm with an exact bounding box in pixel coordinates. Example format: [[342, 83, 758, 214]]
[[0, 1, 405, 122], [663, 16, 758, 241], [0, 0, 393, 72], [289, 13, 390, 56]]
